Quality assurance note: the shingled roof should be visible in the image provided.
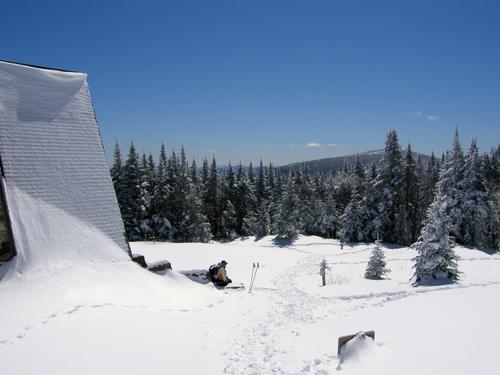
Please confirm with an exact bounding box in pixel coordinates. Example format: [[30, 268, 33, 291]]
[[0, 60, 129, 269]]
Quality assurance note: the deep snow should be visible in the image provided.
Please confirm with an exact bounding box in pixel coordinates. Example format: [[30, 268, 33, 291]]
[[1, 236, 500, 374]]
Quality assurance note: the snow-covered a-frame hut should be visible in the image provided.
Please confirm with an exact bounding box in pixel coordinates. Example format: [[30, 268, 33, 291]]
[[0, 60, 129, 270]]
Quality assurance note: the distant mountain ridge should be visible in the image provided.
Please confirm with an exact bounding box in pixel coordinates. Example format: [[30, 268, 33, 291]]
[[278, 149, 431, 174], [216, 149, 431, 175]]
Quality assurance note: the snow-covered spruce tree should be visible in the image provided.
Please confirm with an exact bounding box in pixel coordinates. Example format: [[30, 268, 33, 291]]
[[242, 214, 257, 236], [201, 157, 209, 186], [414, 155, 427, 235], [138, 152, 153, 239], [255, 199, 270, 237], [483, 146, 500, 250], [315, 177, 339, 238], [267, 164, 282, 233], [340, 188, 365, 242], [438, 128, 465, 243], [121, 142, 143, 240], [420, 152, 440, 215], [110, 141, 125, 210], [150, 143, 166, 214], [400, 144, 420, 244], [296, 167, 318, 236], [358, 172, 380, 242], [146, 153, 156, 196], [275, 177, 302, 240], [183, 159, 212, 242], [163, 150, 179, 229], [373, 129, 405, 244], [256, 159, 267, 204], [248, 162, 255, 184], [412, 198, 460, 284], [150, 143, 174, 240], [354, 153, 366, 181], [203, 157, 219, 236], [224, 162, 238, 207], [459, 138, 491, 247], [235, 163, 257, 236], [170, 146, 205, 241], [333, 167, 355, 214], [216, 165, 238, 239], [365, 240, 390, 279], [218, 162, 238, 239], [220, 198, 238, 239]]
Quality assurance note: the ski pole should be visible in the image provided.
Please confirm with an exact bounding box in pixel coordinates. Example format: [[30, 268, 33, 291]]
[[250, 262, 257, 292], [249, 263, 256, 293], [249, 262, 259, 293]]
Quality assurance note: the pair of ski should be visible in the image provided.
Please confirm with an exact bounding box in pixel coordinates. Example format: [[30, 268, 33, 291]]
[[249, 262, 259, 293]]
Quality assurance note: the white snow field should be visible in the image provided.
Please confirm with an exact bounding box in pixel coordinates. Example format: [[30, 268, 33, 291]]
[[1, 236, 500, 375]]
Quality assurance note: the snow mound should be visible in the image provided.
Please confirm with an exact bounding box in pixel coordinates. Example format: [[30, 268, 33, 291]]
[[2, 185, 129, 278], [337, 332, 379, 370], [1, 187, 213, 308]]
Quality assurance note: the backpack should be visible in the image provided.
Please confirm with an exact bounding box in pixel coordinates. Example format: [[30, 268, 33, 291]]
[[208, 264, 219, 280]]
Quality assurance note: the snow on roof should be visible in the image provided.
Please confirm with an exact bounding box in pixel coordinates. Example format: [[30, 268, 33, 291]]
[[0, 60, 129, 273]]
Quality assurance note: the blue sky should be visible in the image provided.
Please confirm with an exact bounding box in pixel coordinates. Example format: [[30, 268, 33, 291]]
[[2, 0, 499, 165]]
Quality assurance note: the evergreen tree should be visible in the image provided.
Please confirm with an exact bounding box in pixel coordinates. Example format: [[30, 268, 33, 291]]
[[268, 163, 276, 191], [111, 141, 125, 209], [373, 129, 405, 243], [369, 162, 377, 180], [150, 143, 174, 240], [275, 178, 302, 240], [340, 188, 365, 242], [358, 172, 379, 241], [203, 157, 219, 236], [225, 162, 237, 202], [164, 151, 179, 225], [333, 168, 354, 213], [235, 163, 257, 235], [201, 158, 209, 186], [354, 154, 366, 180], [256, 159, 266, 204], [190, 159, 199, 187], [400, 144, 420, 244], [219, 163, 238, 238], [138, 152, 153, 239], [121, 142, 143, 240], [184, 159, 212, 242], [459, 138, 490, 246], [365, 240, 390, 279], [437, 129, 465, 243], [422, 152, 440, 210], [267, 163, 280, 231], [412, 199, 460, 283], [151, 143, 167, 215], [315, 179, 338, 238], [248, 162, 255, 185], [140, 153, 152, 215], [296, 168, 317, 235], [483, 146, 500, 250], [146, 153, 156, 200], [170, 147, 193, 241], [255, 199, 270, 237]]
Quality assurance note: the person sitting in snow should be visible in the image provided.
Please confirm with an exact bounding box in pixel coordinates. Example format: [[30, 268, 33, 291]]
[[208, 260, 232, 287]]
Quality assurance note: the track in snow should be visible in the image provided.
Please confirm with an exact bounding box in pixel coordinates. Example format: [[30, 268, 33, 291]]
[[220, 246, 500, 375]]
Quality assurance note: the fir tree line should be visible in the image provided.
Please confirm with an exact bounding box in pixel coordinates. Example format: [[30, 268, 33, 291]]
[[110, 129, 499, 250]]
